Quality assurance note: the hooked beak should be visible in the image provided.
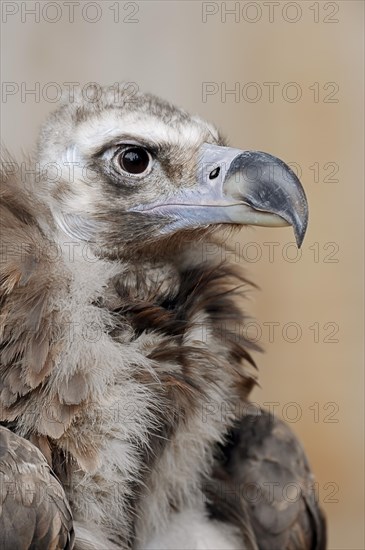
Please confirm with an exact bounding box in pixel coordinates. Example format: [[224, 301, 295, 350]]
[[133, 143, 308, 247]]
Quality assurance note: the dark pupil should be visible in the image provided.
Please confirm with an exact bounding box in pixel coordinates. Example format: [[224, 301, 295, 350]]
[[121, 147, 149, 174]]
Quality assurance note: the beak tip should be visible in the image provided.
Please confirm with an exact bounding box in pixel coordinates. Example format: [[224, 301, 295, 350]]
[[293, 212, 308, 248], [296, 235, 304, 249]]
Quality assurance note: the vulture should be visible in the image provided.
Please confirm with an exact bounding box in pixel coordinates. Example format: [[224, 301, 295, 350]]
[[0, 85, 326, 549]]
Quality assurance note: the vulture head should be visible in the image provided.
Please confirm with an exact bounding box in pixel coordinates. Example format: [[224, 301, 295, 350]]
[[0, 85, 325, 550], [37, 87, 307, 260]]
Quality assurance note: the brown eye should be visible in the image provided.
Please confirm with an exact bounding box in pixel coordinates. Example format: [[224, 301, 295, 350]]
[[118, 147, 151, 175]]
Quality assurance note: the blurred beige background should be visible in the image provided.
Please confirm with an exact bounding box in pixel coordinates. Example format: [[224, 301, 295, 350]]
[[1, 1, 364, 548]]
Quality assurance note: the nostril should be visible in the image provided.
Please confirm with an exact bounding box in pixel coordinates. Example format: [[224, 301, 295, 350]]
[[209, 166, 220, 180]]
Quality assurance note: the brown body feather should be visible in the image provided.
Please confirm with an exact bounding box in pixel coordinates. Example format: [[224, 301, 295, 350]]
[[0, 86, 326, 549]]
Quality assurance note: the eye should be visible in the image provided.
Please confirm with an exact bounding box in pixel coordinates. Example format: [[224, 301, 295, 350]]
[[117, 146, 152, 176]]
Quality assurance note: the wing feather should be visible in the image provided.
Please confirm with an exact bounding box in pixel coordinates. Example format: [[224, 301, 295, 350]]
[[0, 426, 74, 549], [207, 409, 326, 550]]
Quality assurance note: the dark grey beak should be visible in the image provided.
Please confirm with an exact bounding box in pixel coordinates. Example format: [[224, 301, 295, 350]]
[[199, 144, 308, 247], [132, 143, 308, 247]]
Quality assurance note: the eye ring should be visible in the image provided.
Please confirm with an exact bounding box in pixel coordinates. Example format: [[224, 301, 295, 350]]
[[117, 146, 152, 176]]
